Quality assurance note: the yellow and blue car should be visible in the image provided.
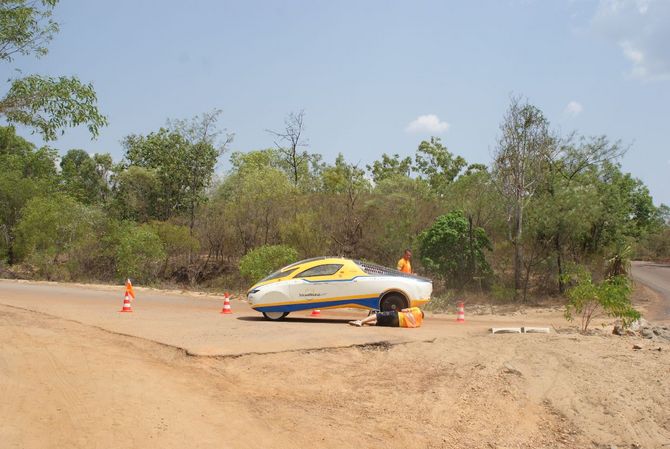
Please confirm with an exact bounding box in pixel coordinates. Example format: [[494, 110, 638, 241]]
[[247, 257, 432, 320]]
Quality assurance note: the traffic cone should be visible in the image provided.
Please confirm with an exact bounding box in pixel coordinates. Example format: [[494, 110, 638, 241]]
[[125, 278, 135, 300], [310, 309, 321, 317], [120, 294, 133, 313], [220, 293, 233, 314], [456, 302, 465, 323]]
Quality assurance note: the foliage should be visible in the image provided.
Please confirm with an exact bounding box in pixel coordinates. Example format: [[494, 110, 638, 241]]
[[367, 153, 412, 184], [0, 0, 59, 62], [14, 193, 94, 278], [60, 149, 111, 204], [123, 112, 229, 228], [413, 137, 466, 194], [219, 164, 293, 252], [0, 126, 58, 262], [419, 210, 492, 289], [239, 244, 298, 284], [1, 75, 108, 140], [114, 224, 166, 282], [493, 96, 553, 298], [0, 2, 106, 140], [563, 266, 639, 333], [147, 221, 200, 275]]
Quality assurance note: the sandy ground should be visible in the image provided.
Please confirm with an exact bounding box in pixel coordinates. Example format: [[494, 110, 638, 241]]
[[0, 279, 669, 448]]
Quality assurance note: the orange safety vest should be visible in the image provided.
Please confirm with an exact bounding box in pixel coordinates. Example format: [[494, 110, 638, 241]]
[[398, 307, 423, 328]]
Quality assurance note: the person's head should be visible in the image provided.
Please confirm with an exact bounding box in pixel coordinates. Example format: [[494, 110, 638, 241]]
[[403, 249, 412, 260]]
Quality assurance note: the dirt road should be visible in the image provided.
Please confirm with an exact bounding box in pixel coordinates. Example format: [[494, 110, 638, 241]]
[[632, 261, 670, 320], [1, 280, 669, 448]]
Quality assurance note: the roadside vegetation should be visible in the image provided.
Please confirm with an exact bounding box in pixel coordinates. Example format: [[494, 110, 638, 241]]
[[1, 1, 668, 312]]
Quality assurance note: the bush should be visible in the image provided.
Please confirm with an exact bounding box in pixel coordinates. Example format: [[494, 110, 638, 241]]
[[147, 221, 200, 275], [14, 193, 97, 280], [564, 266, 640, 333], [419, 210, 492, 290], [115, 224, 166, 283], [239, 244, 298, 284]]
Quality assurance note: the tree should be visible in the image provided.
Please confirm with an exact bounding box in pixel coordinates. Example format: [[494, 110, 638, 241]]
[[321, 154, 371, 256], [0, 1, 107, 140], [413, 137, 467, 195], [493, 96, 553, 299], [111, 166, 161, 223], [418, 210, 492, 290], [123, 111, 231, 229], [367, 153, 412, 184], [218, 164, 293, 253], [14, 192, 97, 279], [60, 149, 111, 204], [544, 135, 626, 293], [114, 224, 165, 283], [267, 110, 310, 186], [0, 126, 58, 263], [147, 221, 200, 277], [365, 175, 436, 266]]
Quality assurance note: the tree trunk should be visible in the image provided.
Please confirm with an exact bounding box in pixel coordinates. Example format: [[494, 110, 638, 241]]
[[514, 201, 523, 299], [555, 229, 564, 294]]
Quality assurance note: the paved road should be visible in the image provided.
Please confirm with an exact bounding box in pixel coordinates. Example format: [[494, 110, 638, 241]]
[[0, 279, 556, 356], [631, 261, 670, 320]]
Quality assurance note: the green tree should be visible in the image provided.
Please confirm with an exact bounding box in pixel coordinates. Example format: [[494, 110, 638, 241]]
[[413, 137, 467, 195], [147, 221, 200, 276], [0, 1, 107, 140], [14, 193, 95, 279], [419, 210, 492, 290], [217, 165, 293, 252], [60, 149, 111, 204], [367, 153, 412, 184], [239, 244, 298, 284], [365, 175, 436, 266], [115, 224, 166, 282], [0, 126, 58, 263], [123, 111, 230, 230], [111, 166, 161, 223], [493, 96, 553, 298], [321, 154, 371, 256]]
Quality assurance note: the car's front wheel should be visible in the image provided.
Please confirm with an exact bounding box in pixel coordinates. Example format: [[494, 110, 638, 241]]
[[262, 311, 289, 321], [380, 293, 407, 312]]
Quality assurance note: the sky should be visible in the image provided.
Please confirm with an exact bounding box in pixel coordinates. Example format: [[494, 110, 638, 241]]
[[4, 0, 669, 205]]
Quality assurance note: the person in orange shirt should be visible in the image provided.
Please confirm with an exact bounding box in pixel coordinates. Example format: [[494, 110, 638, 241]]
[[348, 307, 424, 328], [397, 249, 412, 274]]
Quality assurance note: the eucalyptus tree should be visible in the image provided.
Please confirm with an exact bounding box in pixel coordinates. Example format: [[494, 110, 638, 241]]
[[493, 96, 553, 299], [0, 0, 107, 140]]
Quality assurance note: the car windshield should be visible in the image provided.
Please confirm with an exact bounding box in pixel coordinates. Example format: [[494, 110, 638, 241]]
[[259, 268, 297, 283]]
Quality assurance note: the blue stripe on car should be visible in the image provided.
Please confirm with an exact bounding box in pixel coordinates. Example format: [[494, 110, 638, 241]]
[[254, 296, 380, 313]]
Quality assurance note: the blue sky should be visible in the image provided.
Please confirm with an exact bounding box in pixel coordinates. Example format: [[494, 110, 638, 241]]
[[5, 0, 669, 205]]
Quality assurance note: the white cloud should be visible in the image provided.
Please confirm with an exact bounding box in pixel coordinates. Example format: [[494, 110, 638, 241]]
[[592, 0, 670, 81], [564, 101, 583, 117], [405, 114, 450, 134]]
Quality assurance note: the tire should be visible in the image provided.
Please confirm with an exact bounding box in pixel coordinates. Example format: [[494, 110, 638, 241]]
[[379, 293, 407, 312], [262, 311, 289, 321]]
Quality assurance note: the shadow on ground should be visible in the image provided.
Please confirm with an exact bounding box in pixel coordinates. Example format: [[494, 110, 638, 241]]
[[236, 316, 352, 324]]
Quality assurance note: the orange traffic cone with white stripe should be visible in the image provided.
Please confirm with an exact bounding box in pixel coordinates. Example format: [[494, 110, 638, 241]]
[[220, 292, 233, 314], [310, 309, 321, 317], [120, 293, 133, 312], [456, 302, 465, 323]]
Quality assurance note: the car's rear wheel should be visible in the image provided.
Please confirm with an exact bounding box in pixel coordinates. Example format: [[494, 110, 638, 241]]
[[380, 293, 407, 312], [262, 311, 289, 321]]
